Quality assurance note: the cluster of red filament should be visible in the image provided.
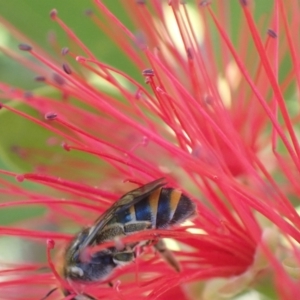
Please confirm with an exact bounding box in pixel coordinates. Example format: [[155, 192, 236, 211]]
[[0, 1, 300, 299]]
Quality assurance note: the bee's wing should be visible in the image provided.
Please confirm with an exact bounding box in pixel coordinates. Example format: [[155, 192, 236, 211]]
[[79, 178, 167, 249], [111, 177, 167, 214]]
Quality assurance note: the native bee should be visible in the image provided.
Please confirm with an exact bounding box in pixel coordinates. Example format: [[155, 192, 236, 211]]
[[44, 178, 196, 299]]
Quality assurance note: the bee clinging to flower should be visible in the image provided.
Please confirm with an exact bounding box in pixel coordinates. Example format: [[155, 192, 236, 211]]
[[44, 178, 196, 299]]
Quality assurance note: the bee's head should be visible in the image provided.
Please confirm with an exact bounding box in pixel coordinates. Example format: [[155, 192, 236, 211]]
[[64, 230, 116, 282], [65, 251, 116, 282]]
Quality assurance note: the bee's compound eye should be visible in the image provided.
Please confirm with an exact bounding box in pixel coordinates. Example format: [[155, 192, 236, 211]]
[[68, 266, 84, 278]]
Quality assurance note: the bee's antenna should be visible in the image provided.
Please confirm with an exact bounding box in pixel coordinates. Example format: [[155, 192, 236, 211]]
[[40, 287, 57, 300]]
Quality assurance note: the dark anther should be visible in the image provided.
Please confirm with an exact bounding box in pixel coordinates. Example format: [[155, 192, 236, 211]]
[[187, 48, 193, 59], [45, 112, 58, 121], [135, 31, 147, 50], [142, 69, 154, 77], [61, 47, 69, 56], [267, 29, 277, 38], [62, 63, 72, 75], [199, 0, 211, 6], [24, 91, 33, 100], [18, 44, 32, 51], [240, 0, 248, 6], [35, 76, 46, 82], [85, 9, 93, 16], [53, 73, 65, 85], [50, 9, 58, 19], [62, 142, 71, 151]]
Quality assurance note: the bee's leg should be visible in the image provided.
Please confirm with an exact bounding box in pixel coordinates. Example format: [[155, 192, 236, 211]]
[[62, 289, 96, 300], [154, 239, 181, 272], [40, 287, 57, 300], [112, 251, 135, 266], [124, 221, 152, 233]]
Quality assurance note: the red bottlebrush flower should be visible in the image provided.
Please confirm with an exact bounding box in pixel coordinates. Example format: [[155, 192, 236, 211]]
[[0, 1, 300, 299]]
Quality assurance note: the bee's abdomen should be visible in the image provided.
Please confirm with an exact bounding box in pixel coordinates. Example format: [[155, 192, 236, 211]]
[[115, 187, 195, 229], [156, 188, 195, 228]]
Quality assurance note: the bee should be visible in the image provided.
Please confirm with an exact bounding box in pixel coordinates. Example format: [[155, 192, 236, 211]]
[[43, 178, 196, 299]]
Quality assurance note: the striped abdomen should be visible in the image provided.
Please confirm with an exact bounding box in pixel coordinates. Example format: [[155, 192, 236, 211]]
[[113, 188, 196, 229]]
